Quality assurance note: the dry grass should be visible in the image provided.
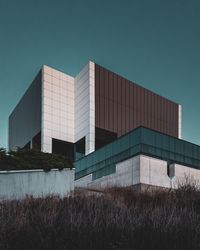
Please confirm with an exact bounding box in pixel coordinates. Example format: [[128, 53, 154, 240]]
[[1, 184, 200, 250]]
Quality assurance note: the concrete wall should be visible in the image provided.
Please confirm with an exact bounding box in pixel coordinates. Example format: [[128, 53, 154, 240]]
[[75, 173, 93, 188], [169, 163, 200, 188], [140, 155, 171, 188], [0, 168, 74, 200], [75, 154, 200, 189]]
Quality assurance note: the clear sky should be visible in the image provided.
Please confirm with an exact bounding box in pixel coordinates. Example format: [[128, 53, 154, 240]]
[[0, 0, 199, 148]]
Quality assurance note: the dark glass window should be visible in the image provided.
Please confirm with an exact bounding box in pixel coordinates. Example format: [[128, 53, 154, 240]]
[[32, 132, 41, 151], [23, 141, 31, 149], [52, 138, 74, 161], [75, 137, 85, 160], [95, 127, 117, 150]]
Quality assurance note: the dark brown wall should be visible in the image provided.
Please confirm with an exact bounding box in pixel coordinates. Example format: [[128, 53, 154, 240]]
[[95, 64, 179, 138]]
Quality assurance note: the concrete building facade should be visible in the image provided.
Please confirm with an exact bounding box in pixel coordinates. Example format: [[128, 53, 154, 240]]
[[9, 61, 181, 156], [9, 61, 200, 190], [9, 62, 95, 158], [75, 127, 200, 189]]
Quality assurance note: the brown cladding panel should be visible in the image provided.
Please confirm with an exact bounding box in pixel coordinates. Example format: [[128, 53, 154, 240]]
[[130, 84, 133, 109], [108, 71, 113, 101], [125, 107, 130, 133], [105, 98, 109, 129], [104, 70, 109, 100], [95, 64, 179, 138], [108, 100, 113, 131], [126, 82, 130, 107], [129, 107, 134, 131], [121, 103, 126, 134], [121, 79, 126, 106], [95, 96, 100, 126], [117, 103, 122, 135], [140, 87, 144, 127], [146, 90, 150, 128]]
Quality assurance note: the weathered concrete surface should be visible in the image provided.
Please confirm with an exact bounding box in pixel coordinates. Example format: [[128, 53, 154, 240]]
[[140, 156, 171, 188], [75, 156, 140, 189], [0, 168, 74, 200], [75, 173, 93, 188], [170, 163, 200, 188]]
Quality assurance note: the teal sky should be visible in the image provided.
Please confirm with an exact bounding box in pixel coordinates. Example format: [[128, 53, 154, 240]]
[[0, 0, 200, 148]]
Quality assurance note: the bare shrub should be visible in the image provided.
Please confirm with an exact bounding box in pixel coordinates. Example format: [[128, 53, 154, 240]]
[[0, 185, 200, 250]]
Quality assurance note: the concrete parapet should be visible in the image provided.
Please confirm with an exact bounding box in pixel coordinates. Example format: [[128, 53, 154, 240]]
[[0, 168, 74, 200]]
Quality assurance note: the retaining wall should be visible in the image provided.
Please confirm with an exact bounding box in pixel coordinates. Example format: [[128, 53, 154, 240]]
[[0, 168, 74, 200]]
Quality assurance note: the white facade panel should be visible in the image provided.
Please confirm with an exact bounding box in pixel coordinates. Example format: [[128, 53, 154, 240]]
[[40, 62, 95, 155], [75, 61, 95, 155], [41, 65, 75, 153]]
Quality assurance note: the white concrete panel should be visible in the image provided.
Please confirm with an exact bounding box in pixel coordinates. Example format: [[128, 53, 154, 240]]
[[139, 155, 171, 188], [75, 61, 95, 155], [43, 73, 52, 83], [75, 174, 93, 188], [43, 65, 52, 75], [52, 77, 60, 86], [140, 156, 150, 182], [171, 163, 200, 188], [149, 160, 170, 188], [41, 65, 75, 152], [44, 81, 52, 91], [116, 156, 140, 186], [52, 68, 60, 79]]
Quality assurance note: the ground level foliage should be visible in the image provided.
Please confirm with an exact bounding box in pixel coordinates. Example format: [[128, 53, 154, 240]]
[[0, 184, 200, 250]]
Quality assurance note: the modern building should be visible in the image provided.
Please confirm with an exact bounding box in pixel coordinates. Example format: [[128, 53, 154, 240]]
[[75, 126, 200, 189], [9, 61, 200, 189]]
